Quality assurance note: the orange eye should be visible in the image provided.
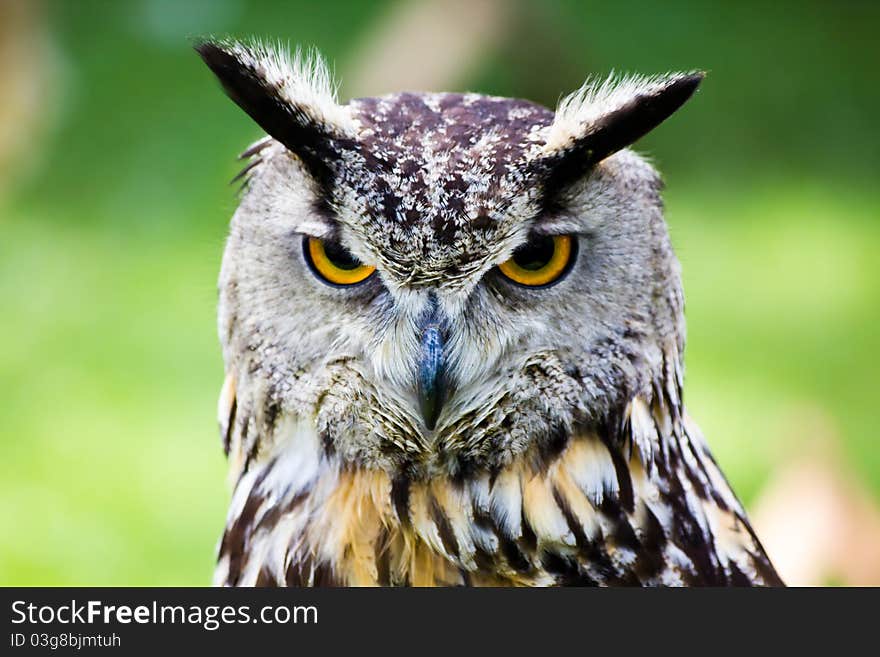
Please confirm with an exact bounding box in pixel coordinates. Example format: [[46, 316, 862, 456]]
[[304, 237, 376, 286], [497, 235, 575, 287]]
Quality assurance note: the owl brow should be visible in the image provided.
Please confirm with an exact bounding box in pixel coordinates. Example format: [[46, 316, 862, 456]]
[[292, 216, 341, 241], [530, 220, 591, 237], [525, 204, 589, 237]]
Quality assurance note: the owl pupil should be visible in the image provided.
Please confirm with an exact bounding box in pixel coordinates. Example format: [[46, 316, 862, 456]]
[[324, 241, 361, 270], [512, 236, 555, 270]]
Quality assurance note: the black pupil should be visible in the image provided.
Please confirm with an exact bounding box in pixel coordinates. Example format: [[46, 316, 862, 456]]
[[324, 241, 361, 270], [512, 236, 555, 270]]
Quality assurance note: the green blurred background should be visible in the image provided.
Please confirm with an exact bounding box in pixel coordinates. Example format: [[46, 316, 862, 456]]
[[1, 0, 878, 585]]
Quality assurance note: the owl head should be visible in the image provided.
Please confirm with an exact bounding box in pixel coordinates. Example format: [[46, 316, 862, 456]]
[[197, 40, 703, 479]]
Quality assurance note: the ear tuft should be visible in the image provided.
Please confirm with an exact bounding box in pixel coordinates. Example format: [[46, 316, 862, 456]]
[[536, 72, 704, 195], [195, 38, 356, 183]]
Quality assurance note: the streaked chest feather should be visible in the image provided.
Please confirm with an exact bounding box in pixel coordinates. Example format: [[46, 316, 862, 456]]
[[214, 400, 781, 587]]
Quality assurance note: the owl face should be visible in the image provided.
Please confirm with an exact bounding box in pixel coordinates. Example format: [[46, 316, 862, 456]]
[[200, 41, 701, 477]]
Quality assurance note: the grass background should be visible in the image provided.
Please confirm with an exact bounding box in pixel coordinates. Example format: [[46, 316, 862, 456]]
[[1, 0, 877, 584]]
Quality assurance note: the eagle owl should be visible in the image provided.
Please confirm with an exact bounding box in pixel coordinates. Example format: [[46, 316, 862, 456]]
[[197, 39, 782, 587]]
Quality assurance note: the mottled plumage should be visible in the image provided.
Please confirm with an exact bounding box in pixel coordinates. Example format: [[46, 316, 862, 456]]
[[197, 39, 782, 587]]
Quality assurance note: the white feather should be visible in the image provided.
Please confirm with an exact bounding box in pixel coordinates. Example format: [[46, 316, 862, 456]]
[[542, 72, 695, 155], [215, 39, 356, 136]]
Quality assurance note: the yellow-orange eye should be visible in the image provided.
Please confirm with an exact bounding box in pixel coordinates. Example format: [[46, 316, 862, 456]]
[[497, 234, 576, 287], [304, 237, 376, 286]]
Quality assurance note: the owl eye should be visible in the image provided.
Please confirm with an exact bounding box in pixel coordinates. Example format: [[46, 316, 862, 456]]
[[304, 237, 376, 286], [497, 234, 576, 287]]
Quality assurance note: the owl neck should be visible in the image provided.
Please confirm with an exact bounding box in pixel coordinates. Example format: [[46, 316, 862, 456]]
[[212, 342, 723, 587]]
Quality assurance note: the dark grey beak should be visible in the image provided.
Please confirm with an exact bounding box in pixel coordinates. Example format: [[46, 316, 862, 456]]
[[416, 295, 447, 431]]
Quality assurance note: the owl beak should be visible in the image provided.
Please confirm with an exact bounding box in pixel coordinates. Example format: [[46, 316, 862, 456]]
[[416, 297, 447, 431]]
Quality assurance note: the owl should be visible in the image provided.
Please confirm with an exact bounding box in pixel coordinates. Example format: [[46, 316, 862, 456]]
[[196, 39, 782, 587]]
